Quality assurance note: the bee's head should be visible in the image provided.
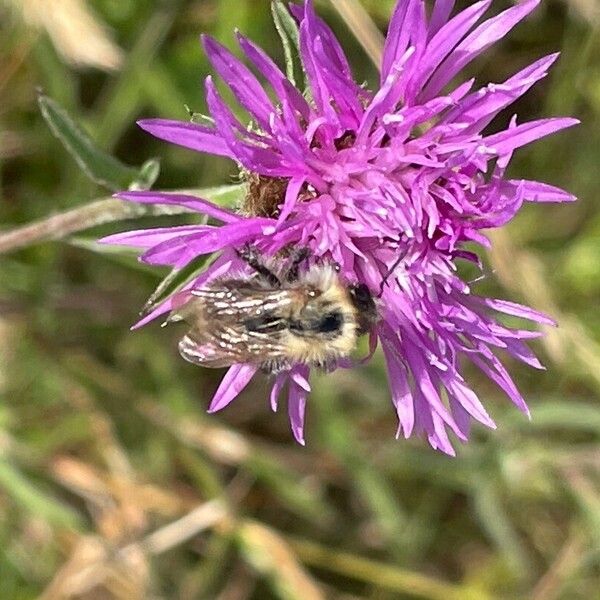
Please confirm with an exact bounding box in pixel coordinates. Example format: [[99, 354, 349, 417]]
[[348, 283, 378, 333]]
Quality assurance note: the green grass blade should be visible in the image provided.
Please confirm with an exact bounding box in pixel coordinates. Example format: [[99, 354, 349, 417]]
[[0, 460, 81, 529]]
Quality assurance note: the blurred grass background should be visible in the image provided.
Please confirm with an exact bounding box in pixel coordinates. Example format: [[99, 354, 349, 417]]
[[0, 0, 599, 598]]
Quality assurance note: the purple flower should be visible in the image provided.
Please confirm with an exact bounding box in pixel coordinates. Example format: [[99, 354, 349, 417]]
[[102, 0, 578, 454]]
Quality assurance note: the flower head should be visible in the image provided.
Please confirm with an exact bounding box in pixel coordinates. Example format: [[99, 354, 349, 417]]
[[103, 0, 577, 454]]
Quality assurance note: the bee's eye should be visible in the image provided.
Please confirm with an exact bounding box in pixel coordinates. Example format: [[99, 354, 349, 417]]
[[289, 311, 343, 337], [318, 312, 343, 333], [349, 284, 376, 318], [351, 284, 372, 303]]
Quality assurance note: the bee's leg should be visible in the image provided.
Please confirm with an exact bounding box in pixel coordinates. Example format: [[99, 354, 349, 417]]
[[260, 358, 291, 375], [378, 240, 409, 297], [285, 247, 311, 282], [312, 358, 336, 372], [236, 244, 281, 288]]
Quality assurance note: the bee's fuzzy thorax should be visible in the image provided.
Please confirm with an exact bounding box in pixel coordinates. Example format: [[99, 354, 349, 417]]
[[302, 263, 340, 292]]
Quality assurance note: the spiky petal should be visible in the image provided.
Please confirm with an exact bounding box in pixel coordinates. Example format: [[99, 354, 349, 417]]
[[103, 0, 577, 453]]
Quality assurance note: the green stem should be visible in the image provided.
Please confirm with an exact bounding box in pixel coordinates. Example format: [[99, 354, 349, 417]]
[[289, 537, 488, 600], [0, 198, 192, 255]]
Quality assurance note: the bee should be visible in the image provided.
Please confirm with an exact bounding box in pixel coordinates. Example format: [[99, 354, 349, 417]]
[[167, 245, 378, 374]]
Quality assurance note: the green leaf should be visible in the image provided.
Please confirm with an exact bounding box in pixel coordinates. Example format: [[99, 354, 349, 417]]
[[529, 401, 600, 434], [196, 183, 246, 209], [271, 1, 301, 86], [0, 460, 81, 529], [132, 158, 161, 191], [38, 92, 154, 191], [471, 475, 533, 578], [142, 255, 210, 315], [247, 453, 334, 524]]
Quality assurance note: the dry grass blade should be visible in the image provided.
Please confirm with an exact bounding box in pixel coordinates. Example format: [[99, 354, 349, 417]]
[[531, 531, 587, 600], [329, 0, 384, 67], [50, 455, 189, 540], [121, 499, 230, 557], [39, 536, 148, 600], [215, 561, 256, 600], [0, 36, 34, 93], [136, 399, 251, 466], [9, 0, 123, 71], [40, 501, 229, 599], [0, 130, 30, 160], [239, 521, 325, 600], [0, 316, 16, 394]]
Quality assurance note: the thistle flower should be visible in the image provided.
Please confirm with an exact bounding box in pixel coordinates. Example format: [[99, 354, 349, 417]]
[[103, 0, 578, 454]]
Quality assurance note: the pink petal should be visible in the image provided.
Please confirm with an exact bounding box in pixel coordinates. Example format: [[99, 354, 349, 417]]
[[381, 333, 415, 438], [140, 219, 272, 267], [446, 379, 496, 428], [208, 364, 259, 413], [483, 297, 556, 326], [205, 76, 291, 177], [277, 176, 305, 227], [270, 373, 288, 412], [514, 180, 577, 203], [116, 190, 241, 224], [482, 118, 580, 156], [428, 0, 456, 38], [414, 0, 492, 95], [288, 365, 310, 445], [100, 225, 212, 248], [202, 35, 275, 131], [138, 119, 232, 158], [422, 0, 541, 100], [381, 0, 417, 81]]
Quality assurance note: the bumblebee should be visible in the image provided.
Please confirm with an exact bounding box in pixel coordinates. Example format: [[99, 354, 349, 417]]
[[168, 246, 378, 374]]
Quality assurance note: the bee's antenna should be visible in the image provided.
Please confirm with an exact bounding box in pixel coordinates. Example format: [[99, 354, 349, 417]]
[[378, 247, 408, 298]]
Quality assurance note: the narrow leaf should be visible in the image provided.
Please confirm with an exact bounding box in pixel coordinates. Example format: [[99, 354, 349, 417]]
[[38, 92, 140, 191], [271, 1, 301, 86]]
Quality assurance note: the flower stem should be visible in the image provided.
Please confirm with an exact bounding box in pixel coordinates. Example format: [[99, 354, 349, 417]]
[[288, 536, 486, 600], [0, 197, 193, 255]]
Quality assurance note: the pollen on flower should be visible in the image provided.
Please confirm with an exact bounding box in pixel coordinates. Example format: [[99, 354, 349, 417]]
[[241, 173, 288, 217], [333, 130, 357, 150]]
